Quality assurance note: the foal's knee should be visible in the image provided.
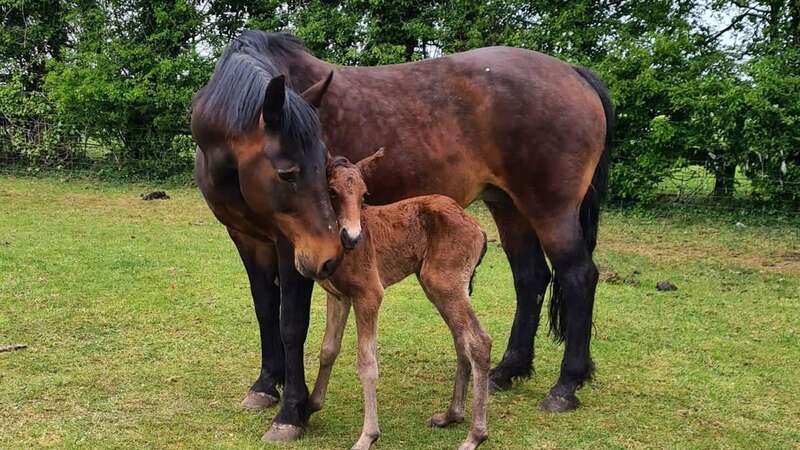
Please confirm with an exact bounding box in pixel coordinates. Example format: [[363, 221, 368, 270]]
[[319, 342, 341, 367]]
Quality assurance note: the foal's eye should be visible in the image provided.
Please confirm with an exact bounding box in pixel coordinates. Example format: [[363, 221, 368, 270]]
[[328, 188, 338, 200], [277, 167, 299, 183]]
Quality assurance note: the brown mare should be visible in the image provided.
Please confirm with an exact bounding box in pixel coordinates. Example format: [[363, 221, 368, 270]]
[[309, 149, 492, 450], [191, 31, 612, 441]]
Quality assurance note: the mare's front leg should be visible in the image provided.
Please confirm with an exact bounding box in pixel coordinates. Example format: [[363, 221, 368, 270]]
[[263, 237, 314, 442], [309, 293, 351, 414], [351, 292, 383, 450], [229, 229, 284, 410]]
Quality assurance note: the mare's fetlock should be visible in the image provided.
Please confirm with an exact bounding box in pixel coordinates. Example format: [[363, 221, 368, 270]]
[[488, 350, 533, 392]]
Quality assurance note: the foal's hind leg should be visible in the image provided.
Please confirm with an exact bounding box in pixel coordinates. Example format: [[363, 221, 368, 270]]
[[351, 291, 383, 450], [419, 270, 491, 450], [427, 348, 469, 427], [310, 294, 351, 414]]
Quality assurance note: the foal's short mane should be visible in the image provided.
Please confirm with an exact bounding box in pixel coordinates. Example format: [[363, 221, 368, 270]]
[[327, 156, 356, 172], [192, 30, 318, 146]]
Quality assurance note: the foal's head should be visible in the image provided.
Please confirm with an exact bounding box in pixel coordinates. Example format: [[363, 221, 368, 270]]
[[327, 148, 385, 250]]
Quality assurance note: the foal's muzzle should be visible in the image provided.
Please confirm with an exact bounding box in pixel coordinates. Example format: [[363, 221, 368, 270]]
[[340, 228, 362, 250]]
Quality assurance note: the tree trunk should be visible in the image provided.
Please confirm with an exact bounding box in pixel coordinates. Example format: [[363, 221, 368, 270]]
[[712, 163, 737, 198]]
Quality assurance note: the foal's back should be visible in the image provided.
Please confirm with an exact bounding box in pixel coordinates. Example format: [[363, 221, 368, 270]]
[[364, 194, 486, 288]]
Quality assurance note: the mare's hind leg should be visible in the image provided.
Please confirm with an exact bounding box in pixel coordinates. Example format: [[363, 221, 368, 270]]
[[484, 200, 551, 392], [419, 268, 491, 450], [529, 210, 599, 412], [309, 293, 351, 414]]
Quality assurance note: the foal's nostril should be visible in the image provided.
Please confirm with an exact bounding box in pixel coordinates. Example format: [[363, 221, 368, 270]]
[[318, 258, 337, 279]]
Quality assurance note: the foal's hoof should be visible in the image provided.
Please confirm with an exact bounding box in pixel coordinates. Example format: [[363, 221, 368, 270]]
[[350, 432, 380, 450], [538, 392, 580, 412], [241, 390, 279, 410], [261, 422, 303, 442], [427, 412, 465, 428]]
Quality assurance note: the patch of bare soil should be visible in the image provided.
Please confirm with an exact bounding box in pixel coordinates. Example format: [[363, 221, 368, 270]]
[[603, 236, 800, 276]]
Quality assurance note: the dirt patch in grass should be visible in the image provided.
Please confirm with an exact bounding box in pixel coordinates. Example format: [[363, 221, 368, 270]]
[[602, 235, 800, 275]]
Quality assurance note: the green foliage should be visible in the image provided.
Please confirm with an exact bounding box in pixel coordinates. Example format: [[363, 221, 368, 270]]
[[0, 0, 798, 203], [595, 28, 705, 201], [43, 0, 210, 177], [0, 75, 82, 163], [741, 48, 800, 201]]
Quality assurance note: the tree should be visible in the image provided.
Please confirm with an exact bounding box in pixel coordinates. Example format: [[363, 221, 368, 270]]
[[44, 0, 211, 176]]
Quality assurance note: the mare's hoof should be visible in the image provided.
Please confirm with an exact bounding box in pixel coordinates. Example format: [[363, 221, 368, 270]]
[[488, 367, 516, 393], [261, 422, 303, 442], [538, 392, 580, 412], [488, 376, 511, 394], [427, 412, 465, 428], [241, 390, 279, 410]]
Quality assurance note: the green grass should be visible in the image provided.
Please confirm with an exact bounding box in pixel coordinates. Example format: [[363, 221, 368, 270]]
[[1, 176, 799, 449]]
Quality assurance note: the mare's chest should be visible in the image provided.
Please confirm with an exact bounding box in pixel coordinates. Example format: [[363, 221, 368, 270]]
[[196, 157, 276, 241]]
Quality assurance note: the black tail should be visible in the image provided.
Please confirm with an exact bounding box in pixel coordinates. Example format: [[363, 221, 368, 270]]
[[549, 66, 614, 342], [468, 231, 488, 296]]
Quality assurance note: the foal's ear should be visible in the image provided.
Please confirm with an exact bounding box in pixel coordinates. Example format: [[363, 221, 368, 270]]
[[301, 71, 334, 108], [263, 75, 286, 129], [356, 147, 386, 179]]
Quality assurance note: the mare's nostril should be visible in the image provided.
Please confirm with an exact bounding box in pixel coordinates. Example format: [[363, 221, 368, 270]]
[[319, 258, 337, 279]]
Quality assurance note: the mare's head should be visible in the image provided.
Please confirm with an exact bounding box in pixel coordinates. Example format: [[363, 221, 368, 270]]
[[191, 31, 340, 279], [327, 148, 385, 250]]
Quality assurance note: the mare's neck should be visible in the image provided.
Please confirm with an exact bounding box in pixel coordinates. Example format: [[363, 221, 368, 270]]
[[282, 52, 335, 93]]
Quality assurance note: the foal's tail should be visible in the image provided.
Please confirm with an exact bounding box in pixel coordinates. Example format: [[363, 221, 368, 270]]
[[548, 66, 614, 343], [468, 231, 489, 296]]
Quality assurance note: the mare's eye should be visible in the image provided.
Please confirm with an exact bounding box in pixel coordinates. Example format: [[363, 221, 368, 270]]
[[277, 167, 299, 183]]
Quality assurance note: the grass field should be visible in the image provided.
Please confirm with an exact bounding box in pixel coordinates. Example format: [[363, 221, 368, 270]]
[[1, 176, 799, 449]]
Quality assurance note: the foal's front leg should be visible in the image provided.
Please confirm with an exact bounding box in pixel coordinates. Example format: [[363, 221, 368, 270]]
[[351, 295, 382, 450], [310, 293, 351, 414]]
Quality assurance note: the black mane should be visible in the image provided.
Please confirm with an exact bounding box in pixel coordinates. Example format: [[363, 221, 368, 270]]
[[192, 31, 318, 145]]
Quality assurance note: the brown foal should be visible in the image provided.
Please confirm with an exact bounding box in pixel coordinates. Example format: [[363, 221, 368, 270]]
[[309, 148, 492, 450]]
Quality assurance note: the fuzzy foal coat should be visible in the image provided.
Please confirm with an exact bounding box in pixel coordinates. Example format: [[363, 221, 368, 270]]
[[311, 192, 491, 450]]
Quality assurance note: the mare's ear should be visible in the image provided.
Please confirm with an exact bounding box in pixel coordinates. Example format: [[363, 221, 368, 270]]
[[301, 71, 334, 108], [355, 147, 386, 179], [263, 75, 286, 129]]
